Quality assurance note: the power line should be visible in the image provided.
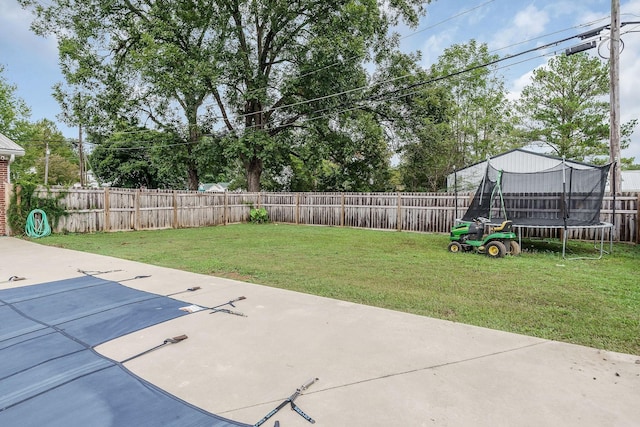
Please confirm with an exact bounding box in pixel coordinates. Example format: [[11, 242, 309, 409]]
[[38, 16, 630, 152], [194, 20, 622, 131], [488, 16, 611, 55], [402, 0, 497, 42], [73, 48, 557, 154], [200, 0, 499, 116], [48, 12, 616, 144], [73, 39, 593, 154]]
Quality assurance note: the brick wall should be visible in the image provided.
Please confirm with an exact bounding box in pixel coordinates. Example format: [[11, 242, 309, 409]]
[[0, 159, 8, 235]]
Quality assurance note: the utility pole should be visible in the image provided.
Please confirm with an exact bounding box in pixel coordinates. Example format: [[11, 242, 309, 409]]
[[77, 93, 85, 187], [44, 141, 50, 185], [610, 0, 621, 194], [43, 126, 51, 185], [78, 122, 84, 187]]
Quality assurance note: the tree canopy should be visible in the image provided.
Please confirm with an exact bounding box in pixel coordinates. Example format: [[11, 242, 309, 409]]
[[12, 119, 80, 185], [516, 53, 613, 161], [392, 41, 517, 191], [0, 65, 31, 142], [20, 0, 431, 191], [2, 67, 78, 185], [428, 40, 517, 165], [14, 4, 638, 190]]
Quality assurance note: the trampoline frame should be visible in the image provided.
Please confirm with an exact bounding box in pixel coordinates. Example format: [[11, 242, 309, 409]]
[[506, 221, 614, 260]]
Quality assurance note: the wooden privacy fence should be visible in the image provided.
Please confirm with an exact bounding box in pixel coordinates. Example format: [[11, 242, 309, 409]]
[[35, 188, 639, 243], [39, 188, 259, 233], [262, 192, 464, 234]]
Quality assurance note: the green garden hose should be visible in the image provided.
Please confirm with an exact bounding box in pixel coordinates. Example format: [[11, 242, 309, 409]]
[[25, 209, 52, 238]]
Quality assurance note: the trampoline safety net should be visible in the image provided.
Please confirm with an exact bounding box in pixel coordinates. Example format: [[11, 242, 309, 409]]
[[462, 161, 611, 227]]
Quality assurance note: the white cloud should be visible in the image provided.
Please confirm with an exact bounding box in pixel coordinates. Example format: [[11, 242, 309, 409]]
[[513, 4, 550, 35], [0, 1, 58, 64], [465, 3, 491, 26], [420, 32, 456, 67], [490, 4, 550, 51], [506, 69, 535, 102], [622, 0, 640, 20]]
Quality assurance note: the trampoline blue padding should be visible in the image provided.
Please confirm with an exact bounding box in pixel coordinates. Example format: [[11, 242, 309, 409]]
[[0, 275, 250, 427]]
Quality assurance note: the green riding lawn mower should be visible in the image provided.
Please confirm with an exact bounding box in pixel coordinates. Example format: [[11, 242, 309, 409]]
[[448, 217, 521, 258]]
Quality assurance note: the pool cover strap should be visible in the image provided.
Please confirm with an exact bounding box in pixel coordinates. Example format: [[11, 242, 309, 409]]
[[121, 334, 189, 363], [254, 378, 318, 427]]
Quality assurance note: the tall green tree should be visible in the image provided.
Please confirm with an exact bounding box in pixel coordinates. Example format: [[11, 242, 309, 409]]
[[90, 126, 174, 189], [367, 50, 457, 191], [393, 80, 456, 192], [516, 53, 618, 161], [11, 119, 79, 185], [259, 109, 393, 192], [397, 119, 454, 191], [428, 40, 516, 166], [90, 122, 231, 189], [0, 65, 31, 142], [20, 0, 430, 191], [2, 66, 79, 184]]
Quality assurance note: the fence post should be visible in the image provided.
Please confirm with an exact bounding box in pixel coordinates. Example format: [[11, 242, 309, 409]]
[[173, 190, 178, 228], [104, 187, 110, 232], [396, 192, 402, 232], [134, 189, 140, 230], [340, 193, 345, 227], [224, 192, 228, 225], [636, 193, 639, 244], [295, 193, 300, 225]]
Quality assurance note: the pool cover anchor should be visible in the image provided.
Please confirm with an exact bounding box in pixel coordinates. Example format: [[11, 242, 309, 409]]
[[209, 296, 247, 317], [254, 378, 319, 427], [1, 275, 26, 284], [121, 335, 188, 363]]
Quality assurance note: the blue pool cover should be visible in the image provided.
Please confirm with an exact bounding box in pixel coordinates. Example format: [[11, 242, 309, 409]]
[[0, 275, 250, 427]]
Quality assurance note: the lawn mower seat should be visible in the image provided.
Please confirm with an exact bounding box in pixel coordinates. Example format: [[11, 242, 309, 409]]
[[468, 221, 485, 240], [491, 220, 513, 233]]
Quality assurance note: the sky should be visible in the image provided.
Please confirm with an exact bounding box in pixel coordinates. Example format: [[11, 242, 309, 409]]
[[1, 0, 640, 163]]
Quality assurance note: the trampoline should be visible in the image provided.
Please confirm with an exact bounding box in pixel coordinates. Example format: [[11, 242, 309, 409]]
[[504, 221, 613, 260], [0, 275, 251, 427], [457, 157, 613, 259]]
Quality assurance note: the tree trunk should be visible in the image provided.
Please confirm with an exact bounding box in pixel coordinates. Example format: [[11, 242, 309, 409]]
[[244, 98, 264, 192], [246, 157, 263, 192], [186, 109, 200, 191], [187, 163, 199, 191]]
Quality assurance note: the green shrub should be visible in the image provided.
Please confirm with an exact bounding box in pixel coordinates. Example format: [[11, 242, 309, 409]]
[[250, 207, 269, 224], [8, 181, 67, 236]]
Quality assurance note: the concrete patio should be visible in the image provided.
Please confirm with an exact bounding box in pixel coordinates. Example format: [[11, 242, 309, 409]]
[[1, 237, 638, 426]]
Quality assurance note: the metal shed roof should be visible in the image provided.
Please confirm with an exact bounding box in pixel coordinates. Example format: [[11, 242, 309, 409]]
[[447, 149, 601, 191]]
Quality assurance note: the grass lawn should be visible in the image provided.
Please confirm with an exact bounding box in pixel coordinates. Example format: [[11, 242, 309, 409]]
[[36, 223, 640, 355]]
